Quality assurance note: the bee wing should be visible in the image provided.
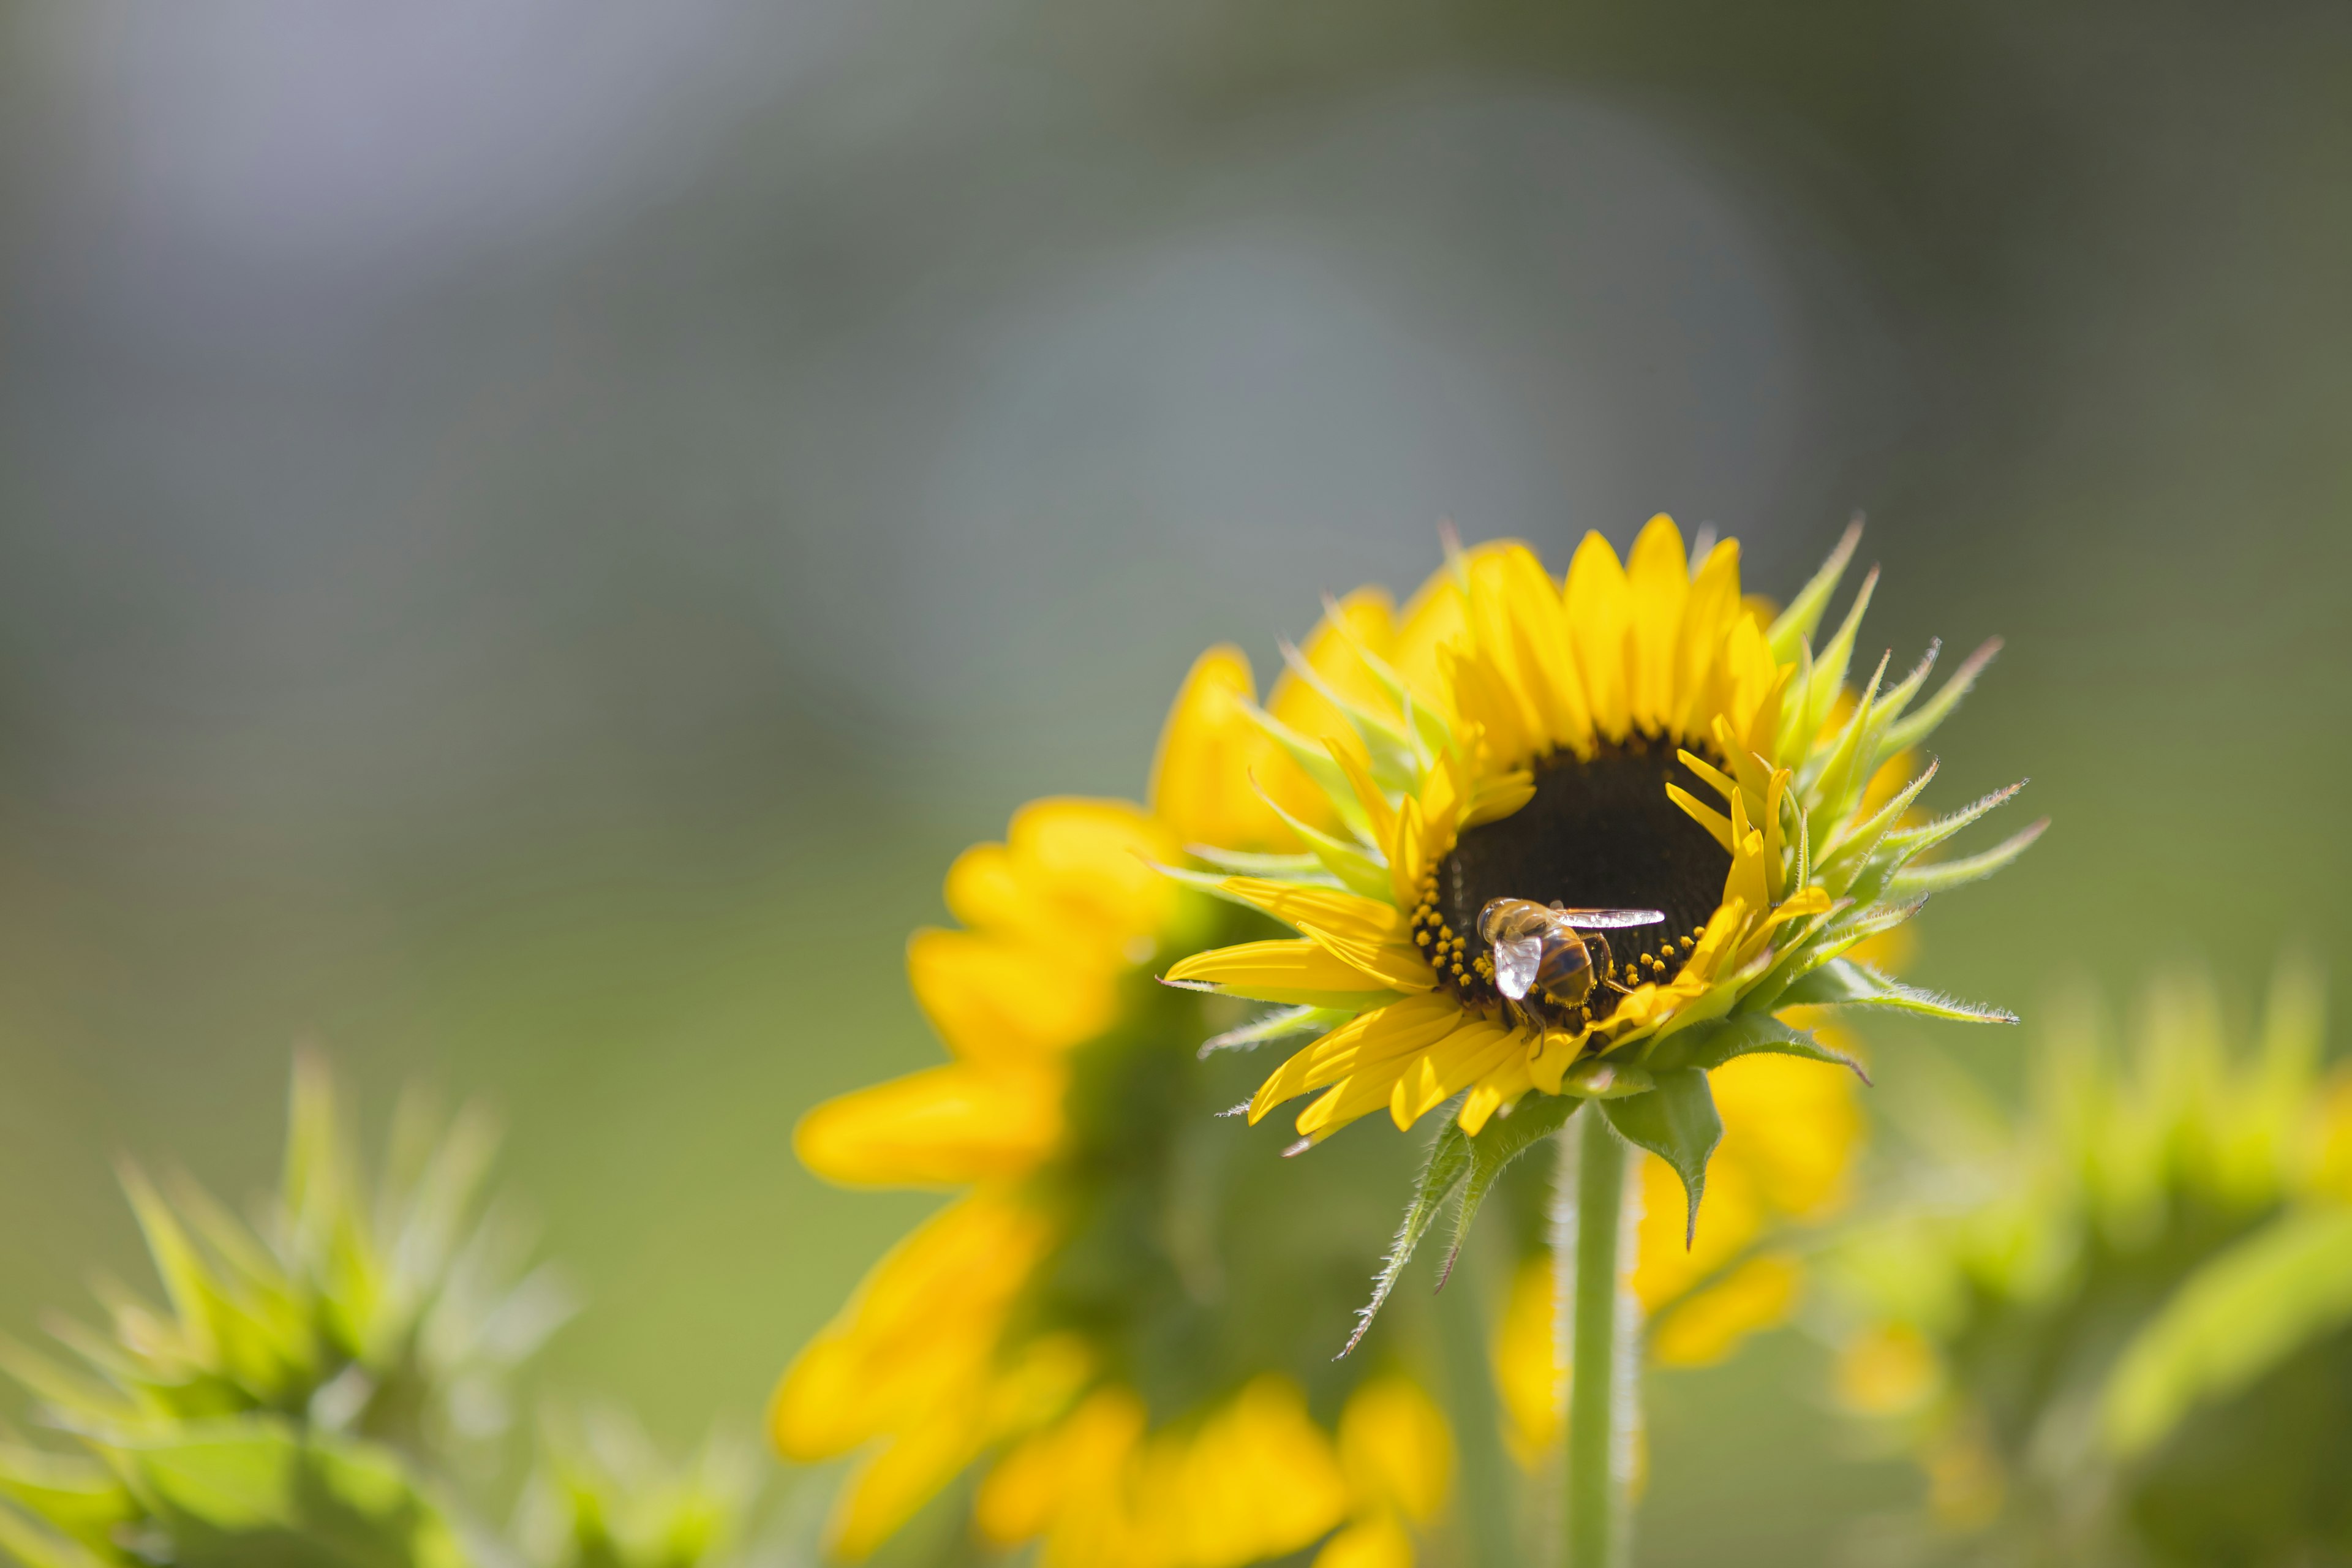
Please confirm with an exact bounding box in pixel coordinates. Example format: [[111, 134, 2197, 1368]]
[[1556, 908, 1668, 929]]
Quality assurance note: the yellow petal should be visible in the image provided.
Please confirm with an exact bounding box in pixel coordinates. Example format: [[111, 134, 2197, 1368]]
[[1389, 1019, 1520, 1130], [1458, 1051, 1536, 1136], [1672, 537, 1746, 739], [1251, 993, 1467, 1121], [1165, 938, 1404, 1006], [1219, 876, 1407, 943], [1564, 532, 1632, 741], [1387, 559, 1472, 710], [794, 1063, 1063, 1188], [1624, 514, 1690, 732], [940, 796, 1177, 958], [908, 929, 1118, 1062]]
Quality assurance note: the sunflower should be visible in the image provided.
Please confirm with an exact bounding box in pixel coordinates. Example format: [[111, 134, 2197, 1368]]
[[770, 650, 1457, 1567], [1163, 516, 2038, 1243], [1828, 962, 2352, 1562]]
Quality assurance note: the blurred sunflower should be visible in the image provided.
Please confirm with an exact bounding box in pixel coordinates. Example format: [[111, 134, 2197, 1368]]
[[1829, 962, 2352, 1566], [770, 650, 1457, 1566], [1163, 516, 2037, 1253]]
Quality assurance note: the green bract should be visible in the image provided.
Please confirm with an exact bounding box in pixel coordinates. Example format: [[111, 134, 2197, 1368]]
[[1828, 962, 2352, 1566]]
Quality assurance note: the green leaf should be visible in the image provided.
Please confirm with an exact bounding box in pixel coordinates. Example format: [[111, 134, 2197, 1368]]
[[1646, 1014, 1870, 1083], [2102, 1206, 2352, 1458], [1344, 1120, 1474, 1356], [1601, 1069, 1723, 1247]]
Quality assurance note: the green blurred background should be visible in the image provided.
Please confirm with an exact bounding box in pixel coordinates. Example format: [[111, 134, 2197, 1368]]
[[0, 1, 2345, 1561]]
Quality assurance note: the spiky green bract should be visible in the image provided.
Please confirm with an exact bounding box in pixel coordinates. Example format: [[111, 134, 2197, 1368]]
[[0, 1058, 762, 1568], [514, 1412, 760, 1568], [1828, 961, 2352, 1567]]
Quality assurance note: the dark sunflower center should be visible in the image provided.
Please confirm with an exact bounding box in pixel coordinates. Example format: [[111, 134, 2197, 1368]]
[[1423, 734, 1731, 1017]]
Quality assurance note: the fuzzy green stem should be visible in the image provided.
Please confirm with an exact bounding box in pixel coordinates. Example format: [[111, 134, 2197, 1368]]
[[1563, 1110, 1632, 1568]]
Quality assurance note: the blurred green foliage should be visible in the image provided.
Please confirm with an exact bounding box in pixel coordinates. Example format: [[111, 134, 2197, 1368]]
[[0, 1060, 773, 1568], [1829, 963, 2352, 1566]]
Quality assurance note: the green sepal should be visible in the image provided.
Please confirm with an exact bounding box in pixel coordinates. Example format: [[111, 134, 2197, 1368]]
[[1274, 637, 1422, 792], [1438, 1095, 1586, 1288], [1243, 776, 1393, 902], [1645, 1014, 1869, 1083], [1180, 846, 1327, 878], [1345, 1117, 1476, 1355], [1600, 1068, 1723, 1247], [1776, 957, 2017, 1025], [108, 1420, 470, 1568], [1885, 818, 2048, 897], [2101, 1205, 2352, 1458], [0, 1498, 111, 1568], [1240, 703, 1373, 840], [1798, 566, 1880, 747], [1814, 759, 1939, 895], [1879, 636, 2002, 756], [1198, 1006, 1344, 1057], [1766, 518, 1861, 663], [1348, 1091, 1593, 1354]]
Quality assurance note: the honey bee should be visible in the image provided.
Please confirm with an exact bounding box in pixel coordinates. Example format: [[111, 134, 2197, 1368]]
[[1477, 899, 1667, 1022]]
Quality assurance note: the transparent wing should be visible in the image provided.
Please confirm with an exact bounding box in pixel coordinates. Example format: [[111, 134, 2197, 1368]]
[[1557, 908, 1667, 929]]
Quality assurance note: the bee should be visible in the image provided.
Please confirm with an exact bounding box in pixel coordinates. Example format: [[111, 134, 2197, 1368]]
[[1477, 899, 1667, 1023]]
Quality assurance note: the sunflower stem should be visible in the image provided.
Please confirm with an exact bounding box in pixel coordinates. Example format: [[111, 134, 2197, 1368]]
[[1561, 1109, 1635, 1568]]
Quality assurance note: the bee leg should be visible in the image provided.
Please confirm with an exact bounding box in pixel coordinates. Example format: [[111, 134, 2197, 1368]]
[[1591, 933, 1638, 997]]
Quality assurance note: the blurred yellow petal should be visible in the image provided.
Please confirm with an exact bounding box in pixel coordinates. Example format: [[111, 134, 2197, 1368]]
[[1835, 1322, 1940, 1416], [1151, 644, 1307, 853], [1273, 584, 1399, 706], [1648, 1253, 1801, 1368], [908, 929, 1119, 1062], [825, 1396, 990, 1561], [1493, 1255, 1561, 1465], [976, 1385, 1144, 1548], [1338, 1375, 1453, 1523], [1312, 1514, 1415, 1568], [794, 1063, 1062, 1188], [771, 1193, 1046, 1460]]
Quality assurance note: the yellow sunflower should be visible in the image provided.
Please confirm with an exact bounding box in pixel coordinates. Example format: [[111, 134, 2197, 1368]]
[[771, 650, 1456, 1567], [1163, 516, 2038, 1247]]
